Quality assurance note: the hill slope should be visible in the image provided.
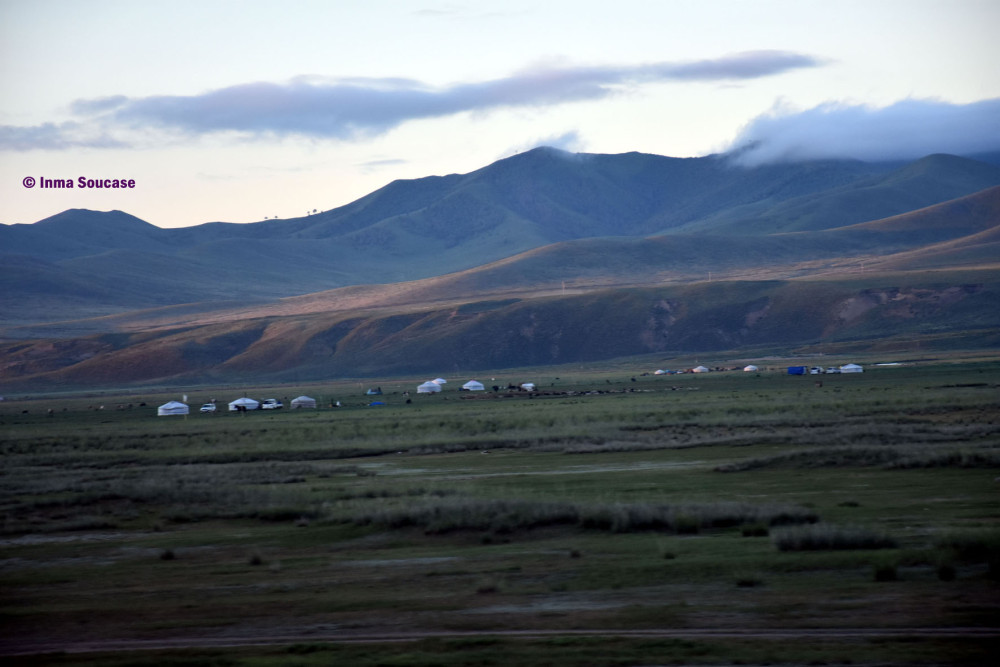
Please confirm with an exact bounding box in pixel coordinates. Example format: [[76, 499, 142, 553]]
[[3, 150, 1000, 389], [677, 155, 1000, 234], [6, 183, 998, 340], [5, 150, 1000, 326], [3, 269, 998, 389]]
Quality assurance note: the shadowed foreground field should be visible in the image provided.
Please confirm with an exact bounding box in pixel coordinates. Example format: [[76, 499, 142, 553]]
[[1, 359, 998, 665]]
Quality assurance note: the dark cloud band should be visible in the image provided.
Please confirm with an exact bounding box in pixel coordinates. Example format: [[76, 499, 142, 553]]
[[2, 51, 820, 149]]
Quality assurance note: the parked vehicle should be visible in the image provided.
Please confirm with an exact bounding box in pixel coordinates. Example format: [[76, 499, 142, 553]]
[[199, 403, 217, 413], [261, 399, 283, 410]]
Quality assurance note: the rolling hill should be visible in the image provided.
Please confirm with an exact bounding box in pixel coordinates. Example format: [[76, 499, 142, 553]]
[[2, 148, 1000, 389], [677, 154, 1000, 234], [4, 149, 1000, 325], [3, 268, 997, 389]]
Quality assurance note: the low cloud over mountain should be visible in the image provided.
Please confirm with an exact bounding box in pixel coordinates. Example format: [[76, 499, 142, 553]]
[[727, 97, 1000, 166]]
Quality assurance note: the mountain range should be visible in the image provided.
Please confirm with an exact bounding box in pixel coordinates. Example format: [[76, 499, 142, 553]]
[[2, 148, 999, 389]]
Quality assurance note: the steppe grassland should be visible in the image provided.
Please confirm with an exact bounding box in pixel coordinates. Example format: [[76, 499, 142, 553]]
[[1, 359, 998, 665]]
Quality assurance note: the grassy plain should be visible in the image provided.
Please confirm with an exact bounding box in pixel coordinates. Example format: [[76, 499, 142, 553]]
[[1, 357, 998, 665]]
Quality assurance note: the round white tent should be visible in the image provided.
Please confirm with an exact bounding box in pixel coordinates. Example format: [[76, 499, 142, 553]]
[[840, 363, 864, 373], [520, 382, 536, 391], [157, 401, 189, 416], [432, 377, 448, 385], [743, 365, 759, 372], [462, 380, 485, 391], [692, 366, 710, 373], [228, 397, 260, 411], [417, 381, 442, 393], [290, 395, 317, 409]]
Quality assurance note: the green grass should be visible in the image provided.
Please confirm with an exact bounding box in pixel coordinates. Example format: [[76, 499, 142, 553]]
[[1, 358, 998, 664]]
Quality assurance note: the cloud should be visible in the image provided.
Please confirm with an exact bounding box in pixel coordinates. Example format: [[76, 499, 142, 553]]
[[506, 130, 586, 157], [726, 97, 1000, 165], [357, 157, 409, 173], [535, 130, 585, 152], [70, 95, 130, 115], [2, 51, 821, 151], [0, 121, 128, 150], [641, 50, 824, 81]]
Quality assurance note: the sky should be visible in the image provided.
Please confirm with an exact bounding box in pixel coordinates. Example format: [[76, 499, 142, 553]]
[[2, 0, 999, 229]]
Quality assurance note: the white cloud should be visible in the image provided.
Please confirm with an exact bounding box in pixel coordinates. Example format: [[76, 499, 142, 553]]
[[504, 130, 586, 157], [726, 97, 1000, 165]]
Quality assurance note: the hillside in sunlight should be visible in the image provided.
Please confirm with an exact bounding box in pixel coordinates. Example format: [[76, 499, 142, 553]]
[[3, 150, 1000, 389]]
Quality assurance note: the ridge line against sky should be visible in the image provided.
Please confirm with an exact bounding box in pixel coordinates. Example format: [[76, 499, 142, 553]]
[[2, 0, 999, 228]]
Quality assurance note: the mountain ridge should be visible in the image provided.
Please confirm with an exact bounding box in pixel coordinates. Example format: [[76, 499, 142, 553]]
[[6, 183, 998, 341], [4, 149, 999, 324], [3, 148, 1000, 389]]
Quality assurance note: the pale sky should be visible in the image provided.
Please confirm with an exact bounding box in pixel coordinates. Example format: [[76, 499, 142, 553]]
[[2, 0, 999, 228]]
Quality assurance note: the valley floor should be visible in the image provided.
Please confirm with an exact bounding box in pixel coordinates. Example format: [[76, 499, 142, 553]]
[[1, 359, 998, 665]]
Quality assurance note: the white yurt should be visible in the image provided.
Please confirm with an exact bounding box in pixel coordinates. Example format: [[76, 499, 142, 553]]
[[157, 401, 189, 416], [743, 365, 759, 372], [840, 363, 864, 373], [417, 381, 442, 393], [228, 397, 260, 411], [462, 380, 485, 391], [520, 382, 536, 391], [432, 377, 448, 385], [692, 365, 710, 373], [290, 395, 317, 409]]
